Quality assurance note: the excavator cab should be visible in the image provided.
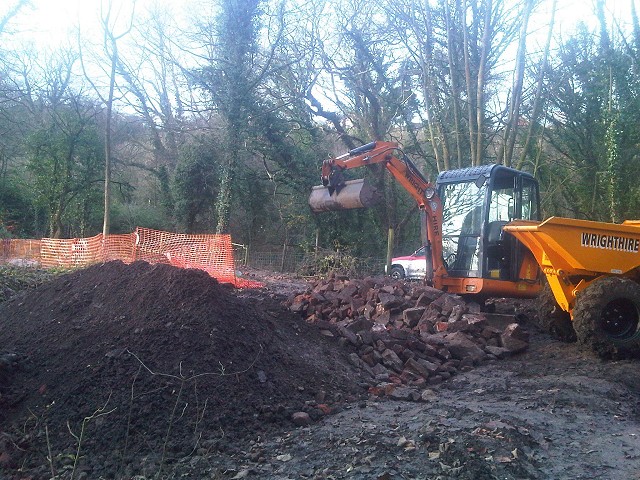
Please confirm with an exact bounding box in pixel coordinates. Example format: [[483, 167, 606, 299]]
[[437, 165, 540, 284]]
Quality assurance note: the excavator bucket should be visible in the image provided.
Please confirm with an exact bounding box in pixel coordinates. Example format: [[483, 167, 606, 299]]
[[308, 178, 381, 213]]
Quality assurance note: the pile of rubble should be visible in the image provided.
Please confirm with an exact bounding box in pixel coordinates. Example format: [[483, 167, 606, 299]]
[[286, 274, 529, 400]]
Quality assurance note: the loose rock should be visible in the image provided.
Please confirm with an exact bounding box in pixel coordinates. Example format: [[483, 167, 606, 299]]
[[285, 274, 529, 394]]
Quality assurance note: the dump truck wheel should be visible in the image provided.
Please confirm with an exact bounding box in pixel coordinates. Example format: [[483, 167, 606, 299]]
[[535, 281, 576, 342], [572, 277, 640, 358], [390, 266, 405, 280]]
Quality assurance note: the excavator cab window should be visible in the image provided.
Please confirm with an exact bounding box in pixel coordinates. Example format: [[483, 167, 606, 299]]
[[440, 180, 486, 277], [485, 171, 540, 280], [520, 179, 539, 220]]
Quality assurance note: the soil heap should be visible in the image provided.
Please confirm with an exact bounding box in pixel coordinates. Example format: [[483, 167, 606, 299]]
[[0, 261, 365, 479]]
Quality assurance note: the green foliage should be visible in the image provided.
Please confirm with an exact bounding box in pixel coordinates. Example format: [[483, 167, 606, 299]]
[[299, 250, 359, 277], [297, 248, 382, 278], [26, 101, 104, 237], [0, 221, 10, 238], [194, 0, 264, 234], [312, 208, 388, 259], [210, 0, 262, 123], [106, 202, 168, 234], [4, 0, 640, 265], [0, 176, 35, 237], [542, 24, 640, 221], [172, 140, 221, 233], [157, 165, 174, 219]]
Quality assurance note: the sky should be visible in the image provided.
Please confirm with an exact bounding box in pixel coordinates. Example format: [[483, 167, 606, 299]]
[[4, 0, 201, 51], [2, 0, 636, 114], [5, 0, 637, 53]]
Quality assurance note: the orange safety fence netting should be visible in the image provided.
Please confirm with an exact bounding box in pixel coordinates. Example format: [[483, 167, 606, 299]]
[[40, 234, 104, 268], [0, 228, 262, 288], [105, 233, 137, 263], [1, 239, 41, 264]]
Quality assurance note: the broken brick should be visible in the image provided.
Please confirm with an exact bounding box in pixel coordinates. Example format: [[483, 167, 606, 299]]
[[381, 349, 404, 372], [403, 307, 425, 328], [444, 331, 487, 363], [500, 323, 529, 353]]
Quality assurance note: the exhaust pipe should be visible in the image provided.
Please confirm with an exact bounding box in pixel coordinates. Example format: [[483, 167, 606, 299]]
[[309, 178, 380, 213]]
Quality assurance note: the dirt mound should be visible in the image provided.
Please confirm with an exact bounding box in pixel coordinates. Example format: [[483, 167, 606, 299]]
[[0, 261, 366, 479]]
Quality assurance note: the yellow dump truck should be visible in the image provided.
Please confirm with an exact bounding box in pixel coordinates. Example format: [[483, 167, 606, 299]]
[[309, 141, 640, 358], [504, 217, 640, 357]]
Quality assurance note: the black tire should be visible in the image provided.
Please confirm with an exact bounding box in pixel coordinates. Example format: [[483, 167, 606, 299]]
[[390, 266, 405, 280], [572, 276, 640, 358], [535, 280, 576, 342]]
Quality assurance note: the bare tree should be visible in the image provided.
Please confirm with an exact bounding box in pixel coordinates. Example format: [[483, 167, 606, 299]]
[[116, 4, 192, 170], [517, 0, 556, 171], [0, 0, 30, 36], [497, 0, 535, 167], [78, 0, 135, 237], [388, 0, 538, 168], [387, 0, 450, 170], [3, 48, 104, 237]]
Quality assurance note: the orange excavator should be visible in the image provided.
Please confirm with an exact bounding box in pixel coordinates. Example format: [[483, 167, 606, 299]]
[[309, 141, 640, 357]]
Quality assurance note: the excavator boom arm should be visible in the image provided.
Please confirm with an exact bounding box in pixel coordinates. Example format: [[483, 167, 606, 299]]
[[313, 141, 446, 283]]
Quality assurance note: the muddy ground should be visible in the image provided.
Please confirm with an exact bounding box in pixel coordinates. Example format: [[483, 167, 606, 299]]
[[0, 263, 639, 479]]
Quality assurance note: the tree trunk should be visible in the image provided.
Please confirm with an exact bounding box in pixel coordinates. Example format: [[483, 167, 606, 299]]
[[215, 150, 235, 234], [462, 2, 478, 166], [596, 0, 611, 53], [499, 0, 533, 167], [517, 0, 556, 170], [445, 0, 463, 168], [474, 0, 493, 165], [419, 0, 446, 170], [632, 0, 640, 53], [102, 55, 114, 238]]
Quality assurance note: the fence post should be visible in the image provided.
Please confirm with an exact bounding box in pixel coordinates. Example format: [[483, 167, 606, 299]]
[[386, 227, 394, 276], [280, 242, 287, 272]]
